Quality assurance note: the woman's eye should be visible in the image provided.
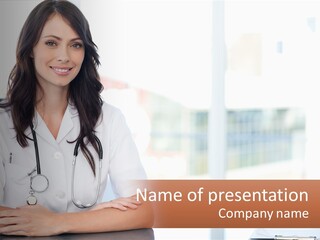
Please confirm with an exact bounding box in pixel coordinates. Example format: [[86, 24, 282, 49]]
[[45, 41, 57, 47], [72, 42, 83, 49]]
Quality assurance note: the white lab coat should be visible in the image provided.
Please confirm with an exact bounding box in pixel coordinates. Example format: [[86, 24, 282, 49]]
[[0, 102, 146, 212]]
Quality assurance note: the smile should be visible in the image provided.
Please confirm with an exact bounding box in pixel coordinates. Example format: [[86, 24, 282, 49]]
[[50, 67, 73, 75]]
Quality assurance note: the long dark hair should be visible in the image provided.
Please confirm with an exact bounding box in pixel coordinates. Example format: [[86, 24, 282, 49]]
[[0, 0, 103, 175]]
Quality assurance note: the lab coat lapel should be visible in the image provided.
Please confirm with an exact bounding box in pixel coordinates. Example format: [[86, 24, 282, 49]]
[[33, 104, 77, 145], [32, 112, 57, 146], [56, 105, 77, 143]]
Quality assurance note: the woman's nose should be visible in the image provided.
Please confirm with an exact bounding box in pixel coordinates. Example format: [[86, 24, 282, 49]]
[[57, 46, 70, 63]]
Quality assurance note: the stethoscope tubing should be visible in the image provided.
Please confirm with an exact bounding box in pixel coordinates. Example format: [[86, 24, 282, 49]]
[[72, 134, 103, 208], [30, 125, 103, 208], [31, 124, 41, 175]]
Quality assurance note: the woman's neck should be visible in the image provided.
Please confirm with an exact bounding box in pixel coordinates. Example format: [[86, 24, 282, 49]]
[[36, 88, 69, 139]]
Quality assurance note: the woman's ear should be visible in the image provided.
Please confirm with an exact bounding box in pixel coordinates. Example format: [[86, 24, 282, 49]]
[[30, 52, 34, 58]]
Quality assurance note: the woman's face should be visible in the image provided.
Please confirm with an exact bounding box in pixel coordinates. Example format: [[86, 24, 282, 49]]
[[32, 14, 85, 91]]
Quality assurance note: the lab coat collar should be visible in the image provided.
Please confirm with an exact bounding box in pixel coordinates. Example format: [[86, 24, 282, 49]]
[[56, 104, 77, 143], [32, 103, 78, 145]]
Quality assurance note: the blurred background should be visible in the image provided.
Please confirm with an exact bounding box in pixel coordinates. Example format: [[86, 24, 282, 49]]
[[2, 0, 320, 239]]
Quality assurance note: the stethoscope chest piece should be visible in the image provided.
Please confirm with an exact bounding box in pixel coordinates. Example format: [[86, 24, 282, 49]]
[[27, 193, 37, 205], [26, 174, 49, 205], [30, 174, 49, 193]]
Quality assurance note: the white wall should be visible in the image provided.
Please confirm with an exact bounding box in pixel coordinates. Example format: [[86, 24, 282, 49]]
[[0, 0, 40, 98], [80, 0, 213, 110]]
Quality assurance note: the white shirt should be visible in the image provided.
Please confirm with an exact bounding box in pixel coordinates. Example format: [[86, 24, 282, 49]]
[[0, 102, 146, 212]]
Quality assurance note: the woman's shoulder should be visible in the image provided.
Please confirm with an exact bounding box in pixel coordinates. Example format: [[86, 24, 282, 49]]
[[101, 101, 124, 118], [0, 101, 12, 133], [100, 101, 128, 129]]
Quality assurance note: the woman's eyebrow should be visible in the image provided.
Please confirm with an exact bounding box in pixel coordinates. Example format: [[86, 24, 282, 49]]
[[42, 35, 82, 41], [43, 35, 62, 40]]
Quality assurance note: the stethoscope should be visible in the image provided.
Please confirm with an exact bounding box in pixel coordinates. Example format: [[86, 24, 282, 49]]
[[27, 124, 103, 208]]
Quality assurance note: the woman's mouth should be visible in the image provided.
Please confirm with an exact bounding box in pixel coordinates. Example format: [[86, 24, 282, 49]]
[[51, 66, 73, 75]]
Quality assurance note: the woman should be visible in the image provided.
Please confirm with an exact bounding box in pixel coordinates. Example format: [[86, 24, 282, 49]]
[[0, 0, 153, 236]]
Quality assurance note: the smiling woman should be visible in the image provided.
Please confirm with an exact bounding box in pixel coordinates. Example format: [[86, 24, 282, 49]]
[[33, 14, 86, 138], [0, 0, 153, 237], [33, 14, 85, 89]]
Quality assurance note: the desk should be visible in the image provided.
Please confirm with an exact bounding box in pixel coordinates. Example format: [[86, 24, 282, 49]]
[[0, 228, 154, 240]]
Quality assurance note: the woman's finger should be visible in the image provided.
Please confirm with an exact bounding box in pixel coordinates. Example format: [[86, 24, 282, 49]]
[[116, 197, 142, 205], [0, 216, 29, 225], [1, 230, 27, 236], [0, 209, 20, 218], [109, 202, 128, 211], [91, 197, 142, 211], [0, 223, 28, 235], [91, 202, 127, 211], [111, 200, 139, 209]]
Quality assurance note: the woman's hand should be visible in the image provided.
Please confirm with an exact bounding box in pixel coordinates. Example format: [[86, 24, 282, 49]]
[[90, 196, 141, 211], [0, 197, 144, 236], [0, 204, 62, 237]]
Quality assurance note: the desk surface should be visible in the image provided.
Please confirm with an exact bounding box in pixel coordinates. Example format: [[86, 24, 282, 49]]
[[0, 228, 154, 240]]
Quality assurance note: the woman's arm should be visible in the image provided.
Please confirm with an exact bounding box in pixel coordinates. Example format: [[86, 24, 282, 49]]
[[60, 200, 153, 234], [0, 199, 153, 237], [0, 206, 11, 211]]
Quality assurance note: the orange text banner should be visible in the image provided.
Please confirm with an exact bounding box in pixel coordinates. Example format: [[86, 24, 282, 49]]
[[135, 180, 320, 228]]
